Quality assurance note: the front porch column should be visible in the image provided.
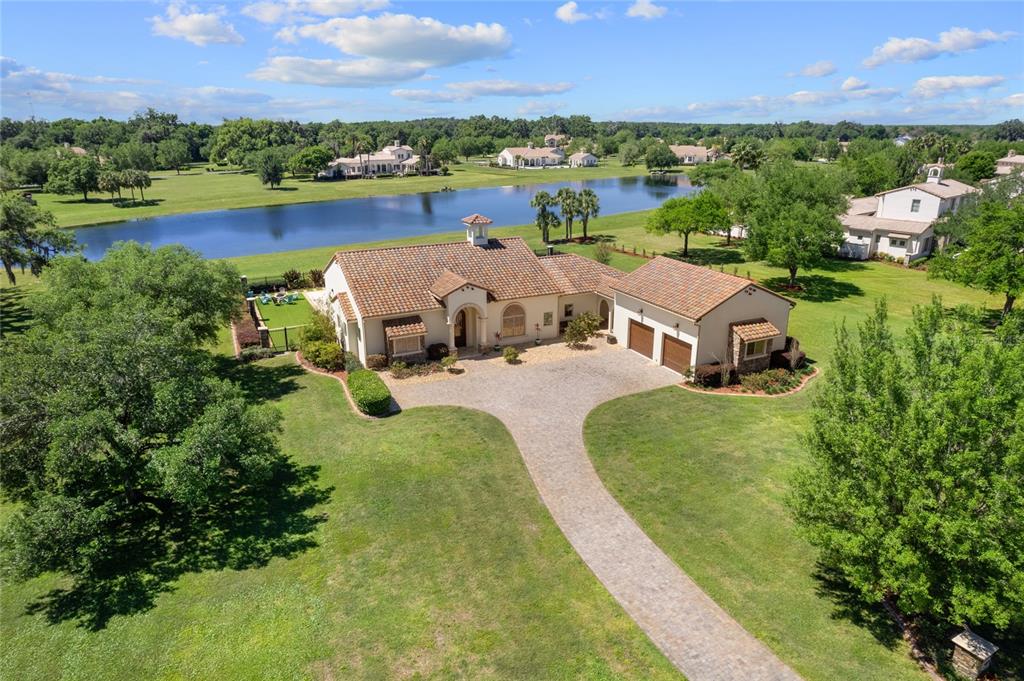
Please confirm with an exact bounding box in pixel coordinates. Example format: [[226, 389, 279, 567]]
[[448, 315, 456, 350]]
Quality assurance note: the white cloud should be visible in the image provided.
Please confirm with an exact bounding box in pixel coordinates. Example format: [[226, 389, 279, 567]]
[[446, 79, 574, 97], [0, 58, 158, 93], [391, 79, 574, 103], [284, 13, 511, 67], [249, 56, 426, 87], [910, 75, 1006, 98], [555, 1, 590, 24], [517, 100, 567, 116], [241, 0, 389, 25], [626, 0, 666, 20], [149, 1, 244, 46], [841, 76, 869, 91], [899, 93, 1024, 121], [799, 60, 836, 77], [618, 86, 899, 120], [864, 27, 1016, 68]]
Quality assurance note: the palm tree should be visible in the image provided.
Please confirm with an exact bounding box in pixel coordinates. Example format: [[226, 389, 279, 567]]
[[576, 188, 600, 240], [530, 191, 561, 244], [555, 187, 578, 240], [417, 136, 431, 175]]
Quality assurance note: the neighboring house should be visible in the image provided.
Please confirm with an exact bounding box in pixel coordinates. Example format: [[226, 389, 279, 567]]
[[497, 144, 565, 168], [668, 145, 708, 165], [894, 134, 915, 147], [995, 149, 1024, 176], [544, 134, 569, 148], [568, 151, 598, 167], [611, 257, 793, 374], [838, 166, 978, 263], [320, 140, 417, 179], [323, 215, 793, 376]]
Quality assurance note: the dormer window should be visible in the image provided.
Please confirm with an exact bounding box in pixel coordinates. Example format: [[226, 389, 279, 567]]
[[910, 199, 921, 213]]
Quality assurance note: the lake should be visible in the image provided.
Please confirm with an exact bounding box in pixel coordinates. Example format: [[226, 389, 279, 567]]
[[73, 174, 695, 260]]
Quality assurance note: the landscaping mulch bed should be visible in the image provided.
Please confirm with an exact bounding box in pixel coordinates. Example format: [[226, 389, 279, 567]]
[[679, 366, 819, 398]]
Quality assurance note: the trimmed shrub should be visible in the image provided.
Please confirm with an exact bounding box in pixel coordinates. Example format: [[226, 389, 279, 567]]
[[303, 341, 344, 371], [503, 346, 520, 364], [564, 311, 602, 347], [441, 352, 458, 372], [301, 310, 335, 346], [594, 241, 613, 265], [366, 354, 388, 370], [693, 362, 735, 388], [348, 369, 392, 415], [389, 360, 408, 377], [426, 342, 450, 360], [282, 269, 304, 289], [239, 347, 275, 362], [307, 269, 325, 287], [343, 351, 362, 373]]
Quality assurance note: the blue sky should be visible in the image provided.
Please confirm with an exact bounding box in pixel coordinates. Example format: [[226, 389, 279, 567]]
[[2, 1, 1022, 124]]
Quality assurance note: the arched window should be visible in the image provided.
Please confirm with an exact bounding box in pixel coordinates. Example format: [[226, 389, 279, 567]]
[[501, 304, 526, 338]]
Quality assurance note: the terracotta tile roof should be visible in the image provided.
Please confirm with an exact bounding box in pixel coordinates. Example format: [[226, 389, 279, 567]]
[[336, 292, 357, 320], [841, 212, 934, 236], [848, 196, 878, 215], [669, 144, 708, 160], [596, 275, 620, 299], [382, 315, 427, 339], [612, 256, 788, 321], [539, 253, 624, 296], [461, 213, 493, 225], [732, 319, 781, 341], [568, 152, 597, 161], [329, 237, 563, 319], [428, 270, 487, 299], [501, 146, 564, 159]]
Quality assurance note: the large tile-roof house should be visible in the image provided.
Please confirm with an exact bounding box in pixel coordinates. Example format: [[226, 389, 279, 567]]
[[838, 166, 978, 263], [324, 216, 793, 376], [995, 149, 1024, 176], [320, 140, 419, 179], [568, 151, 598, 167], [669, 145, 709, 165], [497, 144, 565, 168]]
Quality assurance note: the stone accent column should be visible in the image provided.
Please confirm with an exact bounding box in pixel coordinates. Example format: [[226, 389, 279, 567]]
[[951, 630, 997, 680]]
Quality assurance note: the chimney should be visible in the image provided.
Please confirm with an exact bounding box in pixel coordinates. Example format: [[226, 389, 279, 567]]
[[1009, 149, 1017, 157], [461, 213, 493, 247]]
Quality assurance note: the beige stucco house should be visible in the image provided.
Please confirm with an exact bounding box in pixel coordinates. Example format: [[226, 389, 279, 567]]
[[568, 151, 598, 167], [497, 145, 565, 168], [669, 145, 709, 165], [995, 149, 1024, 176], [323, 215, 794, 376], [319, 140, 418, 179], [838, 166, 978, 263]]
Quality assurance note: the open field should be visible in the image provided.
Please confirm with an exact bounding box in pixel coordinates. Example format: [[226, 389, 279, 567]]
[[0, 356, 679, 681], [37, 158, 648, 228]]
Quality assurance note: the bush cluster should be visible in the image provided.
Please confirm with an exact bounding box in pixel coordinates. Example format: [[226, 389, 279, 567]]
[[503, 346, 520, 364], [300, 310, 335, 345], [235, 302, 262, 348], [389, 360, 445, 379], [343, 352, 362, 373], [347, 369, 392, 415], [564, 311, 601, 347], [239, 347, 275, 362], [426, 342, 450, 360], [282, 269, 304, 289], [303, 341, 344, 371], [441, 352, 459, 372], [738, 368, 797, 393], [365, 354, 388, 370], [692, 362, 736, 388]]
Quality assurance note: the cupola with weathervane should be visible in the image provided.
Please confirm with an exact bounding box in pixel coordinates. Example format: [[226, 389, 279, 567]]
[[462, 213, 493, 246]]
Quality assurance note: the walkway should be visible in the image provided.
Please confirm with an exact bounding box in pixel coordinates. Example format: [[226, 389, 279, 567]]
[[386, 342, 801, 681]]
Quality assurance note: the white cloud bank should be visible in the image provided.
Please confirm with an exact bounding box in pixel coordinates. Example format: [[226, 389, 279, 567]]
[[864, 27, 1016, 67], [910, 75, 1006, 98], [555, 1, 590, 24], [626, 0, 667, 20], [800, 60, 837, 77], [241, 0, 389, 24], [391, 79, 574, 103], [841, 76, 869, 91], [149, 1, 244, 46]]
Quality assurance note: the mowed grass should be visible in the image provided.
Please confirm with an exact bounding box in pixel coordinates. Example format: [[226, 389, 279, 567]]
[[38, 158, 648, 228], [1, 356, 680, 681], [256, 296, 315, 349]]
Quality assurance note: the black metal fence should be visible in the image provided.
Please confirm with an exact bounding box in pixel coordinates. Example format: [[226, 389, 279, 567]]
[[268, 324, 308, 352]]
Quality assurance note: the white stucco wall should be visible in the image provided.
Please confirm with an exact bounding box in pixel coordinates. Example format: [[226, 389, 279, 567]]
[[839, 230, 873, 260], [876, 187, 942, 221], [697, 288, 792, 366], [557, 293, 602, 322], [485, 295, 560, 344], [612, 292, 701, 370]]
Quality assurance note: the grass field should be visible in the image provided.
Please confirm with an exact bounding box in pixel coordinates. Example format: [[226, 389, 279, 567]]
[[256, 297, 315, 349], [37, 157, 648, 228], [1, 356, 679, 680]]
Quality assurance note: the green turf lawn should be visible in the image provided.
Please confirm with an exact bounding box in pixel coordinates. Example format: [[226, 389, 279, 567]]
[[38, 157, 647, 228], [255, 296, 315, 350], [1, 356, 679, 681]]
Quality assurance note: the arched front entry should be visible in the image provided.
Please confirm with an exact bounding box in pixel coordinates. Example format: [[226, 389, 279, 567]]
[[599, 299, 610, 330], [451, 304, 483, 350], [454, 309, 467, 347]]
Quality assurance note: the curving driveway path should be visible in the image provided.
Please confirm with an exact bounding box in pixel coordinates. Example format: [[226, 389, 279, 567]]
[[386, 343, 801, 681]]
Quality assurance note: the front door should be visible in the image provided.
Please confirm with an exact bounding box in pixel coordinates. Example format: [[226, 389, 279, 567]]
[[454, 309, 467, 347]]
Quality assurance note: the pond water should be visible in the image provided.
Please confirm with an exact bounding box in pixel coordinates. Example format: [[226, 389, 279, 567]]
[[73, 174, 695, 260]]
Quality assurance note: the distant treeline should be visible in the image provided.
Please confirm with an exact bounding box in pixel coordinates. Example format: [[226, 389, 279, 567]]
[[2, 109, 1022, 189]]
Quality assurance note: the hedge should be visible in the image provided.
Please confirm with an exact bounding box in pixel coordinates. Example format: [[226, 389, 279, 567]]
[[347, 369, 392, 415]]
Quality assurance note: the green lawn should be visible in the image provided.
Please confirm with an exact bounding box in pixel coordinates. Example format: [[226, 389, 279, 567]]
[[255, 296, 315, 350], [1, 356, 679, 680], [39, 158, 648, 228]]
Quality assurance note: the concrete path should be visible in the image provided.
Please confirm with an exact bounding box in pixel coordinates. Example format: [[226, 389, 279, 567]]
[[387, 343, 801, 681]]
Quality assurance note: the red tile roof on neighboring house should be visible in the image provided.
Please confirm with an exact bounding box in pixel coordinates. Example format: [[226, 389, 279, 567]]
[[382, 315, 428, 339], [612, 256, 791, 321], [732, 319, 781, 341], [539, 253, 624, 297], [329, 237, 563, 319], [461, 213, 493, 225]]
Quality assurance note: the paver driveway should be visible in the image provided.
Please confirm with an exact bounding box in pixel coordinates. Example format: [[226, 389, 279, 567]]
[[387, 343, 801, 681]]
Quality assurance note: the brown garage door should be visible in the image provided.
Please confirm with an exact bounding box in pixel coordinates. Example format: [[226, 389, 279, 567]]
[[628, 319, 654, 359], [661, 335, 692, 374]]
